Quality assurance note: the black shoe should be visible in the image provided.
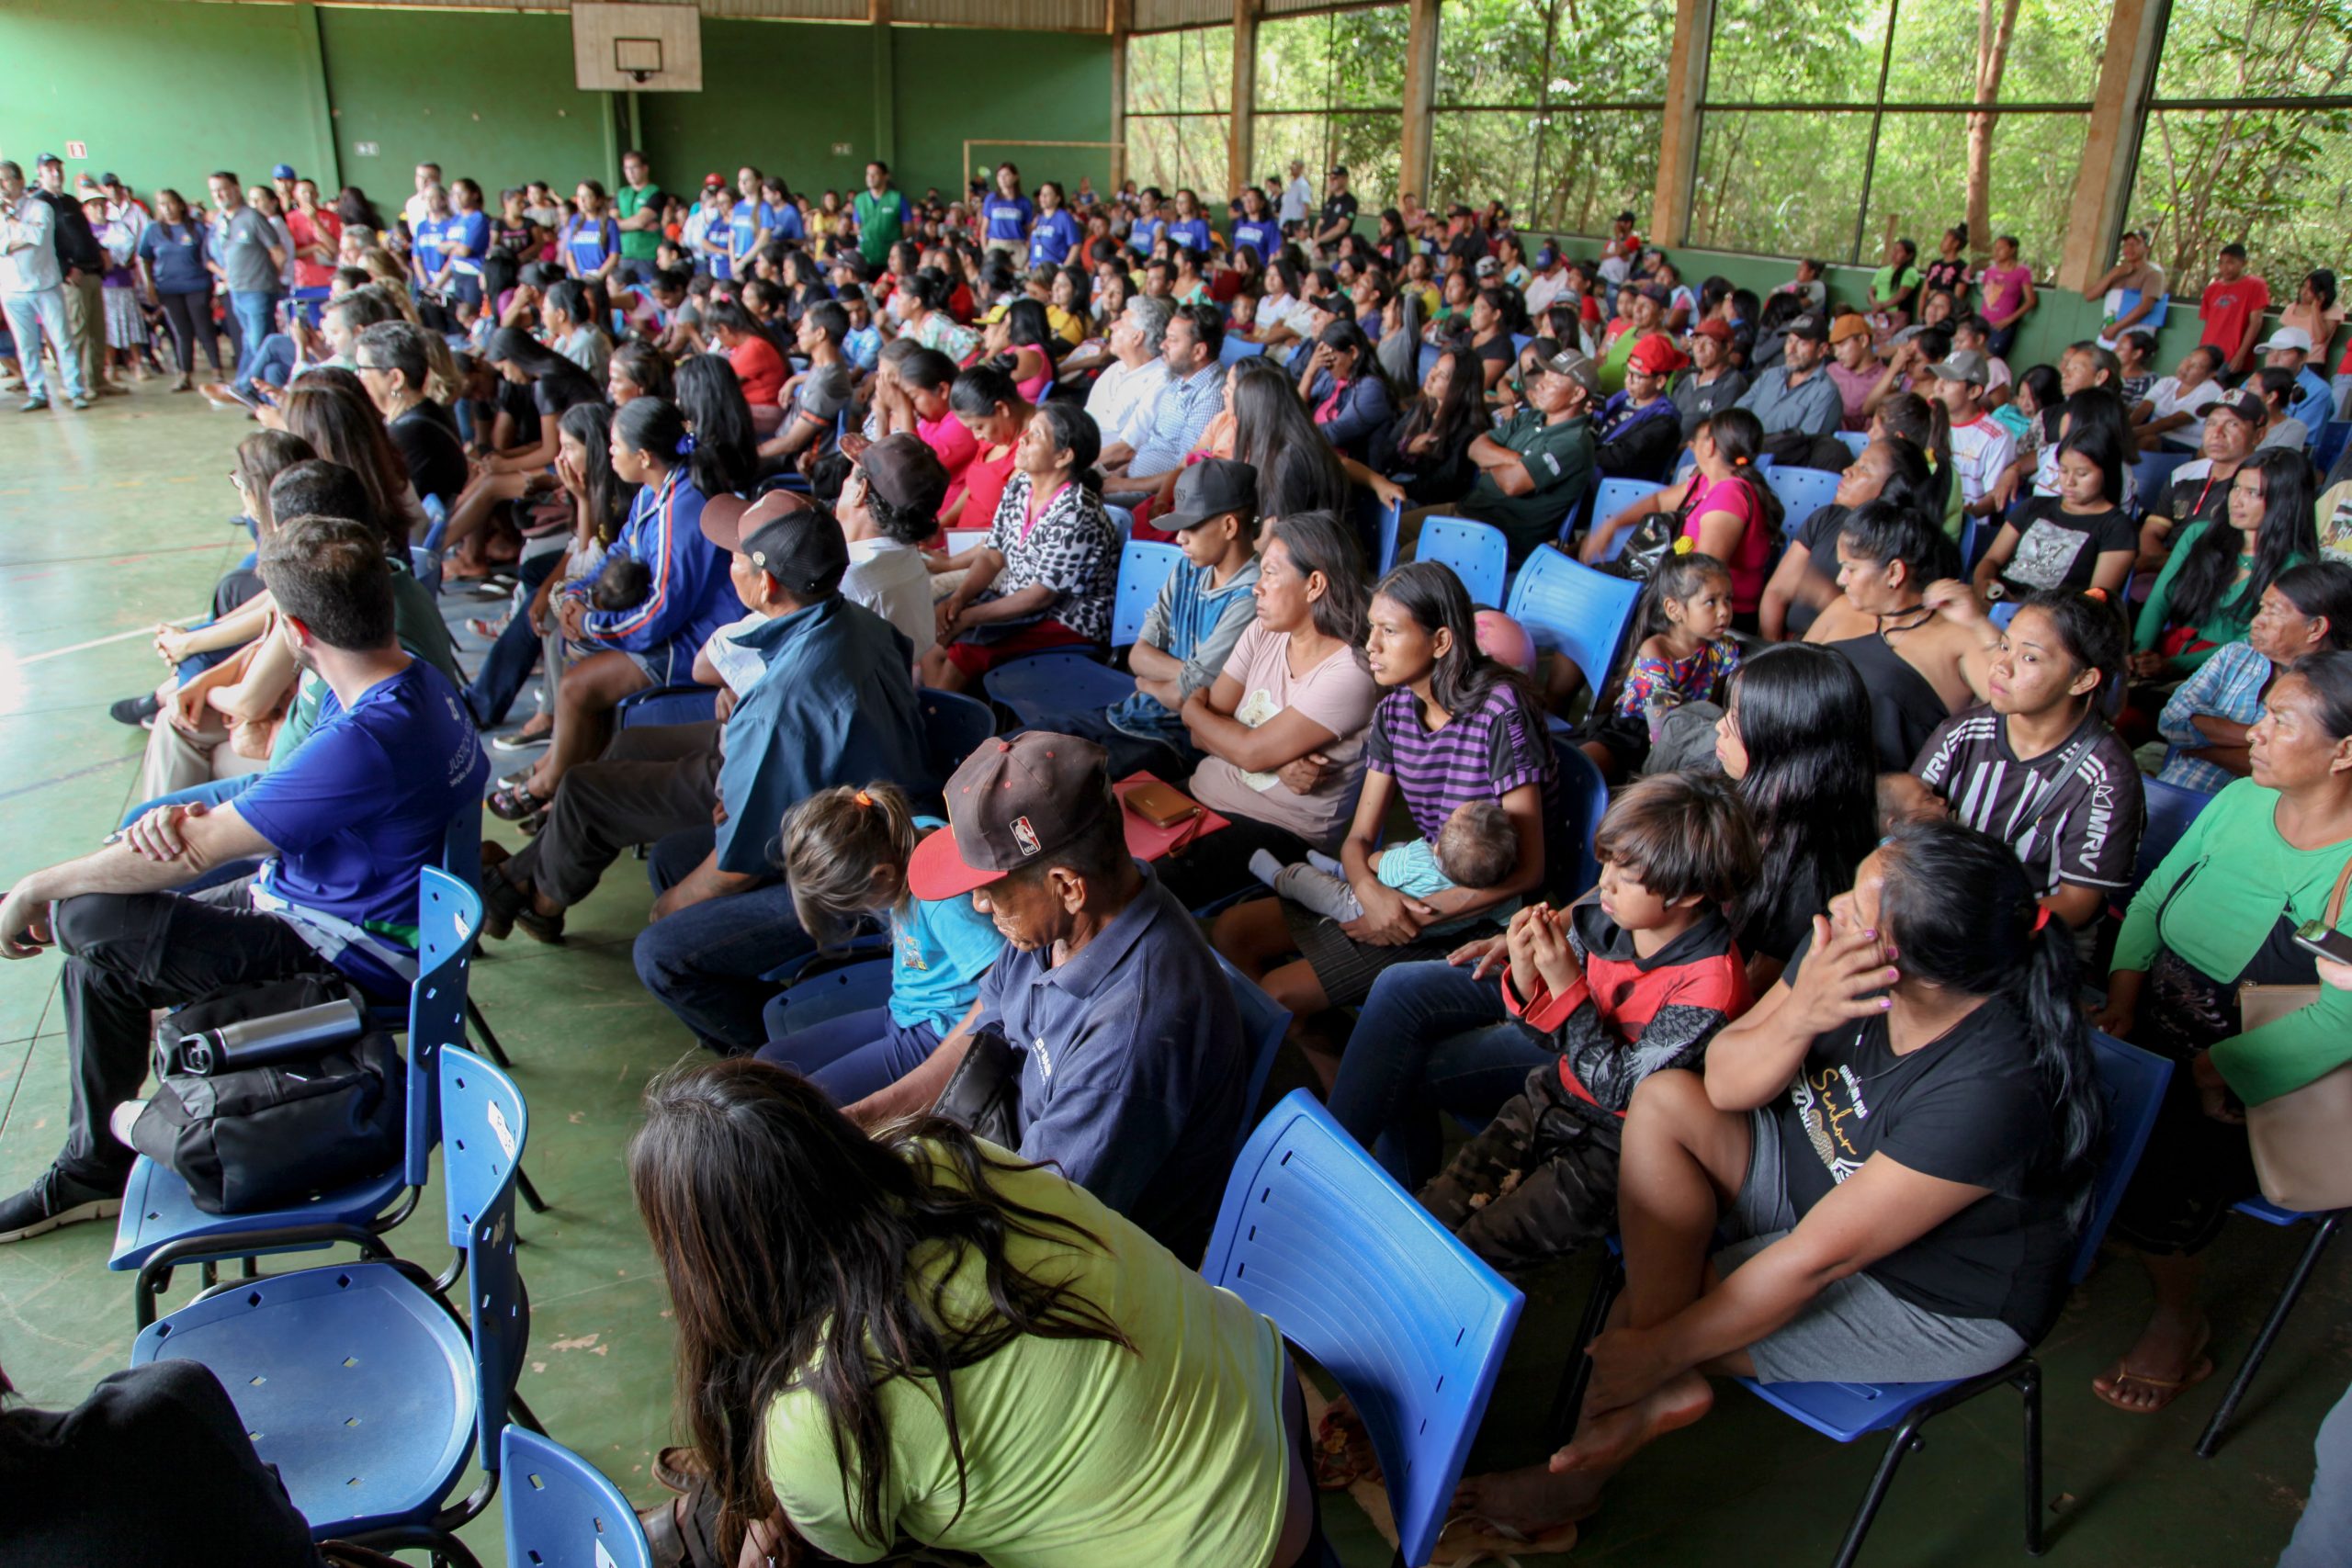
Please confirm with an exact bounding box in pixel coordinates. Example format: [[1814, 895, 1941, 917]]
[[109, 692, 163, 727], [0, 1166, 125, 1244]]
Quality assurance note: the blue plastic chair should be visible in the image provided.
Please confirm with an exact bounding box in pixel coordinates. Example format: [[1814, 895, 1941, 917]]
[[111, 866, 483, 1327], [133, 1046, 530, 1556], [615, 682, 720, 730], [1835, 431, 1870, 460], [1417, 342, 1439, 384], [986, 541, 1183, 726], [1504, 545, 1644, 704], [1216, 956, 1292, 1157], [2196, 1199, 2346, 1458], [2133, 774, 2213, 892], [1219, 334, 1266, 366], [1104, 503, 1136, 547], [1557, 1032, 2170, 1568], [1415, 515, 1510, 608], [1374, 496, 1405, 575], [2132, 448, 2192, 508], [1766, 465, 1842, 522], [1204, 1091, 1523, 1568], [2316, 419, 2350, 478], [761, 957, 895, 1040], [503, 1426, 653, 1568], [1588, 476, 1654, 557], [1510, 332, 1532, 359], [921, 689, 999, 782], [1548, 737, 1609, 904]]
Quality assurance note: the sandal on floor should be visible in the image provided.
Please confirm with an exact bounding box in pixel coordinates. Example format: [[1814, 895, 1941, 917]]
[[1427, 1513, 1582, 1566], [654, 1444, 708, 1495], [2092, 1355, 2214, 1415], [488, 779, 548, 821], [1313, 1403, 1382, 1491]]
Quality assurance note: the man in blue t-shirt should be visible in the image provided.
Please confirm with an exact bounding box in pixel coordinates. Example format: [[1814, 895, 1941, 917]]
[[0, 517, 488, 1244]]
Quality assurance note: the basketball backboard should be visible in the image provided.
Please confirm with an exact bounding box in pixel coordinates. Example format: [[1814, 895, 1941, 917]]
[[572, 2, 703, 93]]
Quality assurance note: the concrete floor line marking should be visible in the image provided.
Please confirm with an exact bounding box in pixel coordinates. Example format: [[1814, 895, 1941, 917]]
[[16, 615, 204, 666]]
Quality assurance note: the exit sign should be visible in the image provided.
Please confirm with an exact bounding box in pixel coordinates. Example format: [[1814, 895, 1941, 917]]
[[355, 141, 379, 157], [64, 141, 86, 159], [831, 142, 852, 156]]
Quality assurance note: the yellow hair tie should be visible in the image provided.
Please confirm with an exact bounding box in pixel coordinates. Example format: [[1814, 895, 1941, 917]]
[[1672, 536, 1696, 555]]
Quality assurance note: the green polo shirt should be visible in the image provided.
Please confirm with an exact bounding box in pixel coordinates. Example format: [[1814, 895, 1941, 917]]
[[854, 187, 909, 266], [616, 181, 664, 262], [1460, 410, 1595, 563]]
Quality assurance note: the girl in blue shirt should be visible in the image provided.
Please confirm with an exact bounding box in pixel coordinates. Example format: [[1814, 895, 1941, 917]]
[[1025, 181, 1083, 269], [562, 180, 620, 283], [727, 193, 765, 281], [1128, 188, 1166, 256], [441, 179, 492, 308], [1165, 188, 1213, 256], [1230, 186, 1282, 267], [755, 782, 1003, 1104], [981, 164, 1035, 252], [760, 176, 805, 244], [136, 188, 220, 382]]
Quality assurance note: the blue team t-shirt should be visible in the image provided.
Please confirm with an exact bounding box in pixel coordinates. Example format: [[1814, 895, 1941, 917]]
[[729, 204, 763, 267], [982, 195, 1035, 244], [767, 200, 805, 243], [443, 209, 489, 274], [137, 221, 209, 294], [412, 216, 449, 277], [1230, 217, 1282, 265], [1129, 215, 1166, 255], [1027, 209, 1082, 268], [1165, 217, 1212, 254], [237, 660, 490, 996], [889, 884, 1005, 1034]]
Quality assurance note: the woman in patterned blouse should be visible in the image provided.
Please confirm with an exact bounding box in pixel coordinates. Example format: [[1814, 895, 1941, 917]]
[[922, 400, 1118, 691]]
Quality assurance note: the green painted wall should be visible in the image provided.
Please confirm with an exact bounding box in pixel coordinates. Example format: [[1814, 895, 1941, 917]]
[[893, 27, 1115, 203], [317, 8, 611, 204], [636, 20, 879, 202], [0, 0, 333, 202]]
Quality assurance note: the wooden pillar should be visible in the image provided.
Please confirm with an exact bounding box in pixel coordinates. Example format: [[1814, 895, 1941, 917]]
[[1398, 0, 1439, 205], [290, 3, 342, 195], [1229, 0, 1259, 201], [871, 0, 897, 171], [1109, 0, 1131, 188], [1650, 0, 1711, 248], [2056, 0, 2166, 292]]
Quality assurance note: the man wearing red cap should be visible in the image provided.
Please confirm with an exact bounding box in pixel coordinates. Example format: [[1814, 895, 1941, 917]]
[[856, 731, 1249, 1261], [1590, 333, 1688, 483]]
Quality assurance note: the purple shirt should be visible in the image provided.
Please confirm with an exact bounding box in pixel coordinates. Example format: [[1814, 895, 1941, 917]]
[[1363, 682, 1556, 845]]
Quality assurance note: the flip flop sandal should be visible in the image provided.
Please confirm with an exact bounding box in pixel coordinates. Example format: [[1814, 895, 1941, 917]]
[[1313, 1405, 1381, 1491], [488, 780, 548, 821], [2092, 1355, 2215, 1416], [1427, 1513, 1583, 1566]]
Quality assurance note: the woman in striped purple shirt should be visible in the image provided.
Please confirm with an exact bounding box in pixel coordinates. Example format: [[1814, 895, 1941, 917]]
[[1213, 560, 1557, 1083]]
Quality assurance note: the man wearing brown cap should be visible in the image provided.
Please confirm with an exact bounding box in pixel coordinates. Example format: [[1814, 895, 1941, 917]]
[[852, 731, 1248, 1260]]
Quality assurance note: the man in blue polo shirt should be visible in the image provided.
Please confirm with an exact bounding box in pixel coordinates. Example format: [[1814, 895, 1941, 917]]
[[854, 731, 1249, 1261], [0, 516, 487, 1243]]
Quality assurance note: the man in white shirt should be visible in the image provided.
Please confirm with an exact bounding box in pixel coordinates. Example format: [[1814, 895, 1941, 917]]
[[401, 161, 441, 232], [1281, 161, 1313, 228], [1926, 350, 2018, 522], [1083, 295, 1173, 452], [1523, 245, 1568, 318], [0, 159, 90, 410]]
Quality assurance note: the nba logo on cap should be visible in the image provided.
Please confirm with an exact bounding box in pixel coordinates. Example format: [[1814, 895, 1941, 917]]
[[1012, 816, 1041, 856]]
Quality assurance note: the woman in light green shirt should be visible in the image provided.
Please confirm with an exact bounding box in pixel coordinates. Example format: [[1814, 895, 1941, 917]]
[[630, 1062, 1316, 1568]]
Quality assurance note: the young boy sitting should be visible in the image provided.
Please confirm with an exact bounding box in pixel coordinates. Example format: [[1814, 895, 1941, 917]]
[[1422, 772, 1758, 1276], [1029, 456, 1264, 778], [1250, 797, 1516, 937]]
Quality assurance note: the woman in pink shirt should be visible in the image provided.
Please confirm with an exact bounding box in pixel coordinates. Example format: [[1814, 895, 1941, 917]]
[[1976, 234, 2038, 358]]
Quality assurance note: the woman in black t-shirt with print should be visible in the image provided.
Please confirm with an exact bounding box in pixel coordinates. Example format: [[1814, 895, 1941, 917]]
[[1972, 423, 2136, 602], [1453, 820, 2103, 1543]]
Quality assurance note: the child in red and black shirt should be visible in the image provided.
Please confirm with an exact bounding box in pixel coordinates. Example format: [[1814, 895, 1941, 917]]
[[1421, 773, 1758, 1276]]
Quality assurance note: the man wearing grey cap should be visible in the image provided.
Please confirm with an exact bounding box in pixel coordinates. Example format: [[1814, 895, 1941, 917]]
[[1433, 346, 1598, 564]]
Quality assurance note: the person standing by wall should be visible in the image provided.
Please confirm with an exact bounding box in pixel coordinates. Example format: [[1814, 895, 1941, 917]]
[[32, 153, 110, 397], [205, 171, 283, 403], [614, 150, 664, 287], [0, 160, 89, 412]]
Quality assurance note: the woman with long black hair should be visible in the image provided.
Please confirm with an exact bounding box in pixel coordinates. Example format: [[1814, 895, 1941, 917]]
[[1306, 317, 1396, 466], [1458, 818, 2106, 1542], [1354, 344, 1482, 511], [670, 352, 761, 498], [1227, 355, 1349, 524], [627, 1059, 1317, 1568], [2132, 446, 2319, 680]]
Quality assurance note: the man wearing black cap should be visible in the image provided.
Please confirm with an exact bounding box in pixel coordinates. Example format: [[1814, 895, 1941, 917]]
[[857, 731, 1248, 1260], [1314, 167, 1358, 252], [1733, 311, 1843, 440]]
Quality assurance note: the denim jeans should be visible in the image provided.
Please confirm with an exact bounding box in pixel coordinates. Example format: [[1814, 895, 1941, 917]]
[[228, 289, 277, 390], [2283, 1380, 2352, 1568], [754, 1008, 942, 1106], [3, 286, 86, 401], [632, 825, 816, 1055], [247, 332, 297, 391], [463, 551, 564, 727], [1326, 958, 1555, 1186], [119, 773, 261, 832]]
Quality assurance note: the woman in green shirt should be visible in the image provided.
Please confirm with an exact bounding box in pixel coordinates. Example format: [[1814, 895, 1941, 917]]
[[2092, 651, 2352, 1415], [2132, 447, 2317, 680], [629, 1061, 1317, 1568]]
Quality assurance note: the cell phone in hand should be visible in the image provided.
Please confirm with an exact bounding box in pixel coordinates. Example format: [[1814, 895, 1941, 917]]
[[2291, 920, 2352, 966]]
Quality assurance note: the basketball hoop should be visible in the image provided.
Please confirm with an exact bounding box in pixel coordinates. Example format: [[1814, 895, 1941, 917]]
[[614, 38, 662, 85]]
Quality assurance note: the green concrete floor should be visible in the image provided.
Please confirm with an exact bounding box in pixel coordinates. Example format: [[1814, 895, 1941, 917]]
[[0, 382, 2343, 1566]]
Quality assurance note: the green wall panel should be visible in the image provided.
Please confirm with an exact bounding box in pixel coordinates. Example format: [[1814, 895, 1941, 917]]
[[317, 8, 611, 207], [0, 0, 333, 201], [636, 19, 878, 204], [893, 27, 1114, 205]]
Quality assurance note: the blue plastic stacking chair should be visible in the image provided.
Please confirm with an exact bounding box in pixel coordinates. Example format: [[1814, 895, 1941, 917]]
[[111, 866, 483, 1328], [1504, 545, 1644, 705], [1835, 431, 1870, 460], [1220, 334, 1267, 366], [1510, 332, 1532, 360], [1204, 1091, 1524, 1568], [1374, 496, 1405, 575], [2196, 1199, 2346, 1458], [987, 540, 1185, 727], [2132, 775, 2213, 891], [2315, 419, 2350, 478], [616, 682, 720, 730], [1558, 1032, 2170, 1568], [1415, 515, 1510, 608], [761, 957, 895, 1040], [133, 1046, 531, 1558], [1587, 476, 1654, 556], [1216, 956, 1292, 1156], [1766, 465, 1842, 522], [1417, 342, 1439, 384], [503, 1426, 653, 1568], [921, 689, 999, 783], [1548, 737, 1610, 904]]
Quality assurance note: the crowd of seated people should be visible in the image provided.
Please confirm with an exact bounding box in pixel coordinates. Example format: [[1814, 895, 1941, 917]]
[[7, 140, 2352, 1568]]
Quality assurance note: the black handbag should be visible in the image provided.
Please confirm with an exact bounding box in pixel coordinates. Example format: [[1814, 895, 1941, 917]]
[[929, 1022, 1023, 1147], [129, 976, 406, 1214]]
